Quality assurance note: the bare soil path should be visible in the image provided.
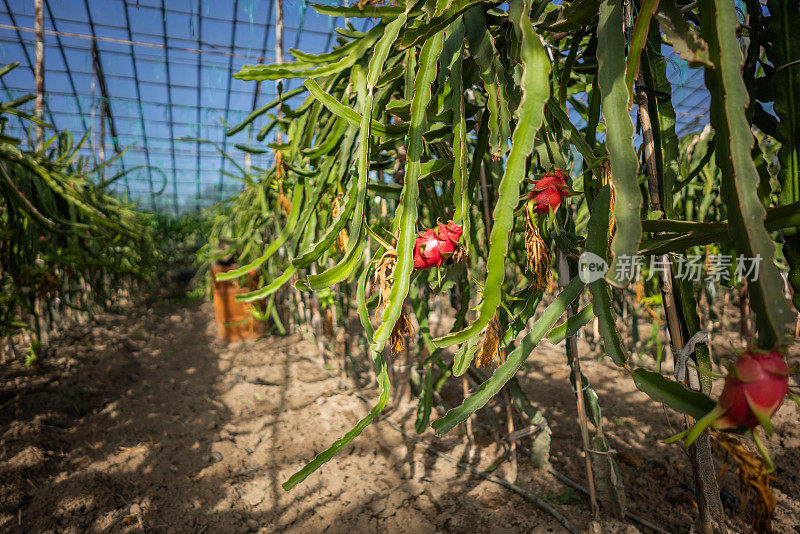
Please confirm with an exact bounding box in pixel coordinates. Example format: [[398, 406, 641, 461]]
[[1, 300, 798, 533]]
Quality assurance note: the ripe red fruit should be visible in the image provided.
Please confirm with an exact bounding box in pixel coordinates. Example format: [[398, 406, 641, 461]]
[[413, 221, 463, 270], [527, 169, 570, 214], [413, 229, 443, 269], [435, 221, 462, 252], [713, 348, 790, 430]]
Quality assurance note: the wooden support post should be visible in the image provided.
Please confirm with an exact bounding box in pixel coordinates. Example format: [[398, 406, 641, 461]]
[[637, 70, 725, 534], [34, 0, 44, 149], [274, 0, 284, 147], [558, 251, 599, 518]]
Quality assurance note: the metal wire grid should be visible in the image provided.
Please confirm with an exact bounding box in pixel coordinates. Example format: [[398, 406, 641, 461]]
[[1, 0, 711, 213], [1, 0, 366, 213]]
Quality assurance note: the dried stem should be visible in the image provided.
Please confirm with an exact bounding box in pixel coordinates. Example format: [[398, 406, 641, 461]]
[[462, 376, 476, 458], [637, 70, 725, 533], [557, 250, 599, 518], [499, 351, 517, 481]]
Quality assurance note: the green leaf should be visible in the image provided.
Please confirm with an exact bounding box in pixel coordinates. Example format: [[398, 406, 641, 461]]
[[312, 3, 404, 19], [415, 361, 435, 433], [281, 348, 389, 491], [683, 405, 724, 447], [397, 0, 488, 51], [367, 181, 403, 198], [293, 129, 359, 270], [305, 8, 410, 282], [227, 86, 306, 136], [648, 40, 683, 215], [624, 0, 660, 106], [465, 6, 511, 157], [420, 159, 454, 179], [452, 336, 481, 376], [548, 303, 594, 345], [767, 0, 800, 313], [746, 395, 774, 435], [236, 25, 385, 81], [306, 227, 366, 290], [303, 78, 408, 137], [371, 29, 446, 353], [281, 254, 390, 491], [303, 117, 346, 158], [215, 183, 304, 281], [598, 0, 642, 288], [235, 266, 297, 302], [433, 0, 551, 348], [699, 0, 794, 346], [586, 186, 627, 366], [653, 0, 713, 68], [769, 0, 800, 209], [545, 98, 598, 169], [631, 369, 716, 420], [536, 0, 600, 32], [432, 276, 584, 435]]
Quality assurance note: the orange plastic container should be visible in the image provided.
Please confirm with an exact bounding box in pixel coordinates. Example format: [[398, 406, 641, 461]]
[[210, 263, 264, 342]]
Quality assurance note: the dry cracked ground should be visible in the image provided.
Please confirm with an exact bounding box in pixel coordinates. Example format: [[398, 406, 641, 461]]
[[1, 300, 799, 533]]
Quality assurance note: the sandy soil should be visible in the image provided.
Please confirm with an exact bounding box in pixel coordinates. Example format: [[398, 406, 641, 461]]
[[1, 300, 798, 533]]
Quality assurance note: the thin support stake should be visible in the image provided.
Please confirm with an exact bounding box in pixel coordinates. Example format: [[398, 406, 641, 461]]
[[218, 0, 240, 200], [557, 250, 599, 519], [34, 0, 44, 149], [274, 0, 284, 146], [2, 0, 57, 128], [195, 0, 203, 212], [161, 0, 181, 215], [245, 0, 275, 172], [119, 0, 158, 210]]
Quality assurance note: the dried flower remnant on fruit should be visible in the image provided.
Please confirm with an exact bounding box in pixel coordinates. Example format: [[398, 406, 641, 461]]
[[713, 348, 789, 431], [371, 250, 414, 355], [527, 169, 570, 214], [373, 251, 397, 320], [525, 217, 550, 291], [354, 0, 399, 7], [276, 151, 292, 216], [389, 308, 414, 355], [451, 245, 468, 265], [323, 308, 334, 338], [275, 150, 284, 181], [413, 221, 464, 270], [476, 315, 501, 368], [331, 194, 349, 253], [634, 280, 644, 304], [712, 431, 776, 533], [604, 163, 616, 243]]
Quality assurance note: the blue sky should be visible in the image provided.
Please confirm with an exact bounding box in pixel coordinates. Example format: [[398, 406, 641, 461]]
[[1, 0, 359, 212], [1, 0, 710, 213]]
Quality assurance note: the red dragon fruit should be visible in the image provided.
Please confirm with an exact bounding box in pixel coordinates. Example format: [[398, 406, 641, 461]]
[[527, 169, 570, 214], [713, 348, 790, 430], [413, 221, 463, 270]]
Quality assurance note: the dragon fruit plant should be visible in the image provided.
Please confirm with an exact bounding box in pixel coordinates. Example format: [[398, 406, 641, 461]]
[[207, 0, 799, 530]]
